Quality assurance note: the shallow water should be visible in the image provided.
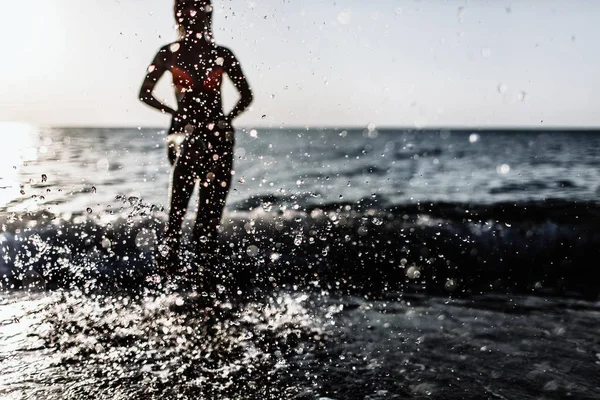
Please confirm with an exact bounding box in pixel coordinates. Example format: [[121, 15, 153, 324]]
[[1, 289, 599, 399]]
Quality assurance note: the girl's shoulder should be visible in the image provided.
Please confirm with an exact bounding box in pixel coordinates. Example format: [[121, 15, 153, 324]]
[[152, 41, 181, 66], [213, 45, 239, 64], [160, 41, 184, 55], [216, 45, 235, 55]]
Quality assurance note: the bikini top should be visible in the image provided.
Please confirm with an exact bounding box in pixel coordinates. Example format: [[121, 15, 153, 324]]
[[166, 42, 226, 103]]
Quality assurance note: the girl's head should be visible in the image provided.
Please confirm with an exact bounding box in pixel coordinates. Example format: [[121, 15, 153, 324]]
[[174, 0, 213, 41]]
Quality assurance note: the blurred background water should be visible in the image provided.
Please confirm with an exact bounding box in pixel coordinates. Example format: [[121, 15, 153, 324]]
[[3, 124, 600, 217]]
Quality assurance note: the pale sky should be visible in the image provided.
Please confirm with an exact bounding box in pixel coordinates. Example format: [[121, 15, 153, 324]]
[[0, 0, 598, 128]]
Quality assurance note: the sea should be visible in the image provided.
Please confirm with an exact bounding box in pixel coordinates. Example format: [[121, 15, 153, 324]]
[[1, 124, 599, 399]]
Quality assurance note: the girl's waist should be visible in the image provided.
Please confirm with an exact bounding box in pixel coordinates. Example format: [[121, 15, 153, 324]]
[[169, 117, 228, 131], [169, 123, 234, 145]]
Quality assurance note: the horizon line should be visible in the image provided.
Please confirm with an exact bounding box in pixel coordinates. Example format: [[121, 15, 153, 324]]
[[2, 121, 600, 131], [37, 124, 600, 131]]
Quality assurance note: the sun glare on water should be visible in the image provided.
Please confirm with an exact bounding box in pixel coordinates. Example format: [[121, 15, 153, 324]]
[[0, 123, 38, 209]]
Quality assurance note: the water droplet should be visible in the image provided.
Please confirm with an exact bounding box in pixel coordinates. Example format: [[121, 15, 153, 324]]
[[481, 47, 491, 58], [96, 158, 109, 171], [135, 230, 156, 251], [497, 164, 510, 174], [407, 266, 421, 279], [246, 245, 259, 257], [294, 235, 303, 246], [497, 83, 508, 94], [469, 133, 480, 143], [158, 244, 170, 257], [91, 186, 97, 194], [41, 174, 47, 183], [87, 208, 93, 213], [249, 129, 258, 138], [366, 124, 379, 139], [445, 279, 457, 291]]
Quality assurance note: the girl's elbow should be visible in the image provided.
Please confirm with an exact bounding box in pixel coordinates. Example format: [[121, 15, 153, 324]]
[[246, 91, 254, 105], [139, 85, 153, 102]]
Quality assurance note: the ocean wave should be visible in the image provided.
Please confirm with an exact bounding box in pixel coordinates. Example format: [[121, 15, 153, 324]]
[[395, 146, 443, 160], [1, 198, 599, 299], [489, 180, 580, 194]]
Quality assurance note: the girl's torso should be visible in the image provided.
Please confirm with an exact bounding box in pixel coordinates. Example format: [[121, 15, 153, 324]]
[[164, 41, 228, 131]]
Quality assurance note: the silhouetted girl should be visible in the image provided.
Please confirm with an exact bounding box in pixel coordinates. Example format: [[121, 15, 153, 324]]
[[139, 0, 253, 271]]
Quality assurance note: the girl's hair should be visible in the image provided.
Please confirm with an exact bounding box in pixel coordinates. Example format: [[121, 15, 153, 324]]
[[174, 0, 214, 41]]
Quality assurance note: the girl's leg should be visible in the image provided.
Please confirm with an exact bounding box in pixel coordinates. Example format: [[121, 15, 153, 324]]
[[193, 146, 233, 256], [166, 162, 196, 242], [160, 139, 199, 269]]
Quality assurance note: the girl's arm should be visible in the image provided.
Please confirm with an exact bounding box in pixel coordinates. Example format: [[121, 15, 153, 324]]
[[139, 47, 177, 116], [222, 48, 253, 123]]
